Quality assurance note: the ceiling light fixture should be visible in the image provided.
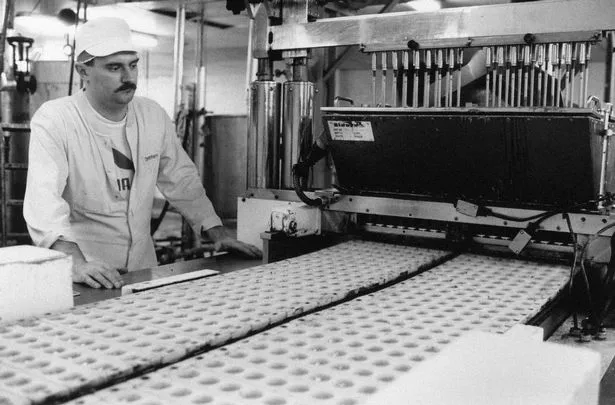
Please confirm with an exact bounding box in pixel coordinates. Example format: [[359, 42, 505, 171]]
[[14, 14, 72, 37], [406, 0, 442, 12]]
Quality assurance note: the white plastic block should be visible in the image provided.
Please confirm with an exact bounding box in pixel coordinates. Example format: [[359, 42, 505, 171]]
[[504, 323, 545, 342], [365, 330, 600, 405], [0, 245, 73, 323]]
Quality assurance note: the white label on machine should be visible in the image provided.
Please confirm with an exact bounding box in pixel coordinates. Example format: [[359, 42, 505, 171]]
[[328, 121, 374, 141]]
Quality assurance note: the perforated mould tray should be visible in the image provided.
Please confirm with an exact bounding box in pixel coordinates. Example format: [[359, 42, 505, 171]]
[[0, 241, 452, 405], [66, 253, 570, 405]]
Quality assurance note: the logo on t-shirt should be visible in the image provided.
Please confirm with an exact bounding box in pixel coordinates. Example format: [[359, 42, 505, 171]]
[[112, 148, 135, 191]]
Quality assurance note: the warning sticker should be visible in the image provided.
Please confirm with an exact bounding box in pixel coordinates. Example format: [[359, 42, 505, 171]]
[[327, 121, 375, 142]]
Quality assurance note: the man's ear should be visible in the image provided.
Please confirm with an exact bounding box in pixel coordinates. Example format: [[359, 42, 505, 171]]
[[74, 63, 88, 81]]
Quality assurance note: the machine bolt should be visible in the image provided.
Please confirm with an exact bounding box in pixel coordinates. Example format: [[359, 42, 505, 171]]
[[407, 40, 420, 50], [523, 33, 536, 44]]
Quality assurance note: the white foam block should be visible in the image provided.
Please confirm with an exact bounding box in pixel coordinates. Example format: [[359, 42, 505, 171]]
[[0, 245, 73, 323], [365, 330, 600, 405], [504, 323, 545, 342]]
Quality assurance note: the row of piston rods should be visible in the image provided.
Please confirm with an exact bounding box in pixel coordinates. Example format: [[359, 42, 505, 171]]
[[484, 42, 592, 108], [369, 42, 592, 108], [370, 48, 464, 108]]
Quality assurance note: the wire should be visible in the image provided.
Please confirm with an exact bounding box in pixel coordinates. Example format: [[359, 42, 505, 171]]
[[483, 194, 610, 223], [564, 213, 598, 327], [293, 166, 323, 207], [30, 0, 43, 13]]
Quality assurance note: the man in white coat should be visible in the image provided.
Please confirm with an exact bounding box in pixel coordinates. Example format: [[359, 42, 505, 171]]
[[24, 17, 261, 289]]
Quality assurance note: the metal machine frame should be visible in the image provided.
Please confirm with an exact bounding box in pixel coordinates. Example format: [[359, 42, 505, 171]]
[[243, 0, 615, 259]]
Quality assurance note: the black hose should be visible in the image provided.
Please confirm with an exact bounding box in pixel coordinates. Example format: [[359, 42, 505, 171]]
[[293, 166, 323, 207]]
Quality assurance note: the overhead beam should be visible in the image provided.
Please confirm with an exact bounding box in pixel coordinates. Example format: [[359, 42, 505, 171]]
[[255, 0, 615, 56]]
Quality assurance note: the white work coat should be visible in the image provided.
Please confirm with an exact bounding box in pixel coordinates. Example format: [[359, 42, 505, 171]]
[[24, 90, 222, 270]]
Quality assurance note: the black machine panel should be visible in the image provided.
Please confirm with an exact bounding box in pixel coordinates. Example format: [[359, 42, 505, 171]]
[[322, 108, 612, 208]]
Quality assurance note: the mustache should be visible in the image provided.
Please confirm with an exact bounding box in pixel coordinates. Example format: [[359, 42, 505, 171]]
[[115, 82, 137, 92]]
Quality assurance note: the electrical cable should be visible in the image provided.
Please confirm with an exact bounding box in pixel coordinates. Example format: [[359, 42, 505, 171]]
[[564, 213, 580, 331], [564, 212, 598, 329], [482, 194, 610, 223], [293, 166, 323, 207]]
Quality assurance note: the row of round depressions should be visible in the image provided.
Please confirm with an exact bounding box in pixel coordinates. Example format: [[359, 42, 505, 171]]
[[64, 252, 570, 405], [0, 241, 453, 404]]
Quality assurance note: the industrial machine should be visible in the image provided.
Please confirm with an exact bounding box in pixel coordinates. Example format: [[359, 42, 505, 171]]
[[239, 0, 615, 336], [2, 1, 615, 405]]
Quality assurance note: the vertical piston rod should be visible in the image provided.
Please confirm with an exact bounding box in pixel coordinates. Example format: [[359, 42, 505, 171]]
[[424, 50, 431, 107], [402, 51, 409, 107], [392, 51, 398, 107]]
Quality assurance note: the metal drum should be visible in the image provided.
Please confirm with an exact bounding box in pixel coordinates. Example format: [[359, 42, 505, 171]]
[[281, 81, 313, 189], [247, 81, 281, 189]]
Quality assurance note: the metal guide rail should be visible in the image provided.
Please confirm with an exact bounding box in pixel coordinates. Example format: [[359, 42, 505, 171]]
[[66, 253, 570, 405], [0, 241, 452, 405]]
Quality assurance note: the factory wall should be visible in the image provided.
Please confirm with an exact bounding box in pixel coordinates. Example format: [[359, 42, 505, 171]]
[[30, 45, 250, 118]]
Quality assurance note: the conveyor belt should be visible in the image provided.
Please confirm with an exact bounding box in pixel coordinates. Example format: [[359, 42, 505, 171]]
[[0, 241, 452, 405], [66, 253, 570, 405]]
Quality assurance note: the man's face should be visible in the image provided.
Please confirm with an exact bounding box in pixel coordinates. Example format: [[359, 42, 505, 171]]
[[80, 52, 139, 108]]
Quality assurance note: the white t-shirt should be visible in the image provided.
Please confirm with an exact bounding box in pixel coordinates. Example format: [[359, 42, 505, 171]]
[[83, 97, 135, 209]]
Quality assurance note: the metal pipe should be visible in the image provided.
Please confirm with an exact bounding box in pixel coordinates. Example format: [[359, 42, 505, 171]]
[[281, 81, 314, 189], [392, 51, 398, 107], [1, 0, 14, 75], [529, 45, 535, 107], [381, 52, 387, 106], [447, 48, 453, 107], [0, 130, 5, 246], [245, 19, 258, 106], [424, 49, 431, 107], [456, 48, 463, 107], [323, 46, 353, 83], [413, 50, 419, 107], [583, 42, 592, 105], [485, 47, 491, 107], [504, 46, 510, 106], [570, 42, 577, 107], [598, 104, 613, 209], [193, 5, 206, 167], [491, 47, 497, 107], [172, 4, 186, 117], [522, 45, 530, 106], [497, 47, 503, 107], [372, 53, 377, 107], [605, 32, 614, 103], [402, 51, 408, 107]]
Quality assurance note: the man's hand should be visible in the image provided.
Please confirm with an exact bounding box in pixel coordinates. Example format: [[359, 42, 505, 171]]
[[73, 260, 125, 289], [50, 239, 125, 289], [204, 226, 262, 259]]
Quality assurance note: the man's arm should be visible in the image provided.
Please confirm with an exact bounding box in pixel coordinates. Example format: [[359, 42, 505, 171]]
[[203, 226, 262, 259], [156, 112, 262, 259], [24, 105, 124, 288], [51, 239, 124, 289]]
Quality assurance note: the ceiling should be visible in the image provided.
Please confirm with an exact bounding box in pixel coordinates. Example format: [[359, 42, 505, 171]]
[[11, 0, 533, 59]]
